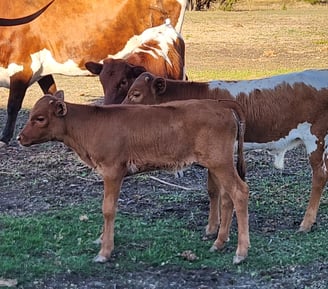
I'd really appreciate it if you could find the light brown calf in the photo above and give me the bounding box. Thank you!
[18,91,249,264]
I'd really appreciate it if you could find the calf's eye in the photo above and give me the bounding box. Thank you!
[36,116,45,122]
[121,79,128,86]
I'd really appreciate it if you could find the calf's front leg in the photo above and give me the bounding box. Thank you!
[94,175,123,263]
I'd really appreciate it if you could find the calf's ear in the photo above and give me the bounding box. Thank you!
[85,62,103,75]
[132,65,146,77]
[152,78,166,95]
[54,90,65,100]
[54,100,67,117]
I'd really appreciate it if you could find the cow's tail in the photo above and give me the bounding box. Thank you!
[218,99,246,181]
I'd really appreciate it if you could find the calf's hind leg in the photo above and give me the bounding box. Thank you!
[206,171,221,236]
[208,168,249,264]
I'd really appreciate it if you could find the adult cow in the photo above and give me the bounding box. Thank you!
[124,70,328,234]
[0,0,187,146]
[0,0,54,26]
[18,91,249,264]
[85,19,186,104]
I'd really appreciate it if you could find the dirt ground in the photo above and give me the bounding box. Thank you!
[1,2,328,288]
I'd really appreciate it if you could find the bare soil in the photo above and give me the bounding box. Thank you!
[1,2,328,288]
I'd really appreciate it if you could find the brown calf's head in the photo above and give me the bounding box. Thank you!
[123,72,167,104]
[18,90,67,146]
[85,58,146,105]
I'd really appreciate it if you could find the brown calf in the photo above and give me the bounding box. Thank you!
[85,20,186,104]
[18,91,249,264]
[124,70,328,233]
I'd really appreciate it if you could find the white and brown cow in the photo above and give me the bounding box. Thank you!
[85,19,186,104]
[0,0,187,146]
[124,69,328,233]
[18,91,249,264]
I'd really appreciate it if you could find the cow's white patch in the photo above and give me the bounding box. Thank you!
[0,63,24,88]
[243,122,318,169]
[28,48,91,85]
[208,70,328,98]
[109,21,180,66]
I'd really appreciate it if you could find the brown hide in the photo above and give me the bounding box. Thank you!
[124,70,328,234]
[18,91,249,265]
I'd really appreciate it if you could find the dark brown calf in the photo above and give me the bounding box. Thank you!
[18,91,249,264]
[124,70,328,233]
[85,20,186,104]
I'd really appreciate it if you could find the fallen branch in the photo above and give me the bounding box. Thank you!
[0,278,18,287]
[148,176,200,191]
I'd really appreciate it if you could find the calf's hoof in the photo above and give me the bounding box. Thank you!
[93,237,102,245]
[0,141,7,148]
[209,237,229,252]
[233,254,246,265]
[209,245,218,252]
[205,224,219,236]
[209,243,225,252]
[93,255,109,263]
[297,225,312,233]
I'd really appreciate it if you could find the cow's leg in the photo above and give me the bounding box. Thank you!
[209,168,249,264]
[38,75,57,94]
[299,141,328,232]
[0,76,29,146]
[94,174,123,263]
[206,171,221,236]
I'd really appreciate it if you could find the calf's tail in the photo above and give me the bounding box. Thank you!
[218,100,246,181]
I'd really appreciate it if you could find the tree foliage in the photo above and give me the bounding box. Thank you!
[188,0,217,10]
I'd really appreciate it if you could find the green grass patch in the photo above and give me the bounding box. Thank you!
[1,192,327,286]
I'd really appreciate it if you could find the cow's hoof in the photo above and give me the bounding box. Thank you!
[233,254,246,265]
[93,255,109,263]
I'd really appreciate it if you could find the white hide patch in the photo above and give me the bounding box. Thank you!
[243,122,318,170]
[1,49,91,88]
[29,48,90,84]
[208,70,328,98]
[0,63,24,88]
[109,20,180,67]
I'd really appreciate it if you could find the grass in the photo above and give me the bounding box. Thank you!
[186,68,295,81]
[1,181,327,285]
